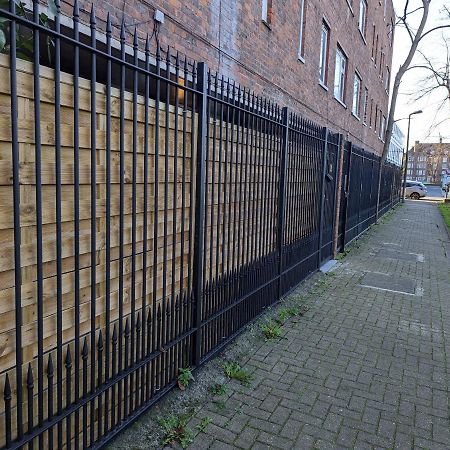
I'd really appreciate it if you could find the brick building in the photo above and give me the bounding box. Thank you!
[60,0,395,156]
[407,139,450,184]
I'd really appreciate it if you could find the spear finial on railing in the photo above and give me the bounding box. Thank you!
[106,12,112,34]
[90,3,96,26]
[133,27,138,49]
[73,0,79,18]
[120,18,126,42]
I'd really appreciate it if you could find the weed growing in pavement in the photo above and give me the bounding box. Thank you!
[276,306,304,324]
[260,319,283,339]
[158,414,194,448]
[195,417,212,433]
[210,383,227,396]
[213,399,226,410]
[177,367,194,390]
[223,361,253,386]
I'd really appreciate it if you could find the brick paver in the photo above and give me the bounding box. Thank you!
[184,200,450,449]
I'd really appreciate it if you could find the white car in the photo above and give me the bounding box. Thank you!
[405,181,427,199]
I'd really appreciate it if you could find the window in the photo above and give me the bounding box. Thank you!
[298,0,306,58]
[379,52,384,77]
[319,21,330,84]
[334,46,347,104]
[374,34,379,65]
[352,72,362,118]
[369,98,373,126]
[358,0,367,37]
[262,0,272,25]
[381,115,386,140]
[389,19,394,47]
[362,87,369,123]
[385,67,390,91]
[371,25,376,59]
[374,105,378,132]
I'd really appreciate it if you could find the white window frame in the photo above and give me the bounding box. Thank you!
[298,0,306,59]
[352,72,362,118]
[262,0,271,24]
[334,46,347,104]
[319,21,329,85]
[385,66,390,92]
[358,0,367,38]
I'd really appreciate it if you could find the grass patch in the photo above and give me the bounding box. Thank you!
[213,399,226,410]
[223,361,253,386]
[158,414,194,448]
[195,417,212,433]
[438,202,450,232]
[260,319,283,339]
[210,383,227,396]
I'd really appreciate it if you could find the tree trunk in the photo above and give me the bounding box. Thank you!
[376,0,431,220]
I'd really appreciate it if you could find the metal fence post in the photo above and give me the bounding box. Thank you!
[193,62,208,367]
[331,134,343,257]
[277,107,289,299]
[342,141,352,248]
[317,127,328,267]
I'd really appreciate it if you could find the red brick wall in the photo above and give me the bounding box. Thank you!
[62,0,394,155]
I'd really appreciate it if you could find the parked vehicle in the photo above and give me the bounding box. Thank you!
[405,180,427,199]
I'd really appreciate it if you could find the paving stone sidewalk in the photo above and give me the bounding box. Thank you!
[111,200,450,450]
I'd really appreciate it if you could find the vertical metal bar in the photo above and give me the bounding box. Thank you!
[332,135,343,256]
[89,7,97,444]
[8,0,23,441]
[26,364,34,450]
[104,13,112,436]
[187,65,196,303]
[4,374,12,448]
[31,1,44,447]
[209,74,218,286]
[216,77,224,281]
[193,62,208,366]
[180,58,188,316]
[111,326,117,426]
[118,20,126,422]
[72,2,81,446]
[141,34,151,408]
[242,91,251,272]
[343,142,353,246]
[317,127,328,266]
[152,46,161,395]
[226,82,235,278]
[235,88,245,284]
[129,28,139,416]
[65,348,72,450]
[96,333,103,436]
[172,53,180,305]
[47,356,54,450]
[277,107,289,298]
[53,2,63,448]
[81,339,88,449]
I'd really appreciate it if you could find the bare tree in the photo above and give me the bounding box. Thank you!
[409,35,450,135]
[376,0,450,217]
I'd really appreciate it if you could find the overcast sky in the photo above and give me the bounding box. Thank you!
[392,0,449,147]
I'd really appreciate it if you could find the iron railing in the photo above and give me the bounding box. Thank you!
[0,2,402,448]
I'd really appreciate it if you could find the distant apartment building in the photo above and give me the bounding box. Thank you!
[407,139,450,183]
[387,123,404,167]
[64,0,395,156]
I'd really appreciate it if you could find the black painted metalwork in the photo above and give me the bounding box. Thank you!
[0,4,401,448]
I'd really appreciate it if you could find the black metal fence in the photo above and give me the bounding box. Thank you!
[337,142,402,249]
[0,2,401,449]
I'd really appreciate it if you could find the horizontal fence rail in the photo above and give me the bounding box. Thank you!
[0,2,402,449]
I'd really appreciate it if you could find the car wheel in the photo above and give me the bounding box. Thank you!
[410,192,420,200]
